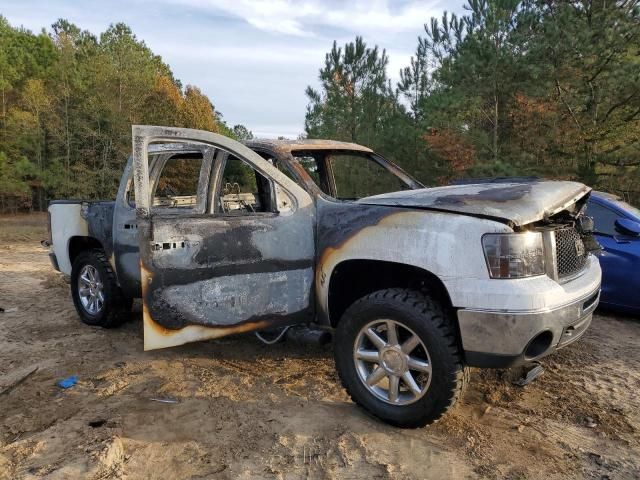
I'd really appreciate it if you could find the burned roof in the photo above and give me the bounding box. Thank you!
[146,138,373,156]
[244,138,373,154]
[148,142,207,154]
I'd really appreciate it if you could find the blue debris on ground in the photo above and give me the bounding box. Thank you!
[57,375,78,389]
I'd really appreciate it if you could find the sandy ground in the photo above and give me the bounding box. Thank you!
[0,214,639,479]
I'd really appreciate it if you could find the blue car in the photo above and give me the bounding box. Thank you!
[586,192,640,314]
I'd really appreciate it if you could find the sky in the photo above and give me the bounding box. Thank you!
[2,0,464,138]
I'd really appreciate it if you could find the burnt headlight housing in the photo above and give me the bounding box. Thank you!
[482,232,545,279]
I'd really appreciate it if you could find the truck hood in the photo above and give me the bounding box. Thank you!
[357,181,591,226]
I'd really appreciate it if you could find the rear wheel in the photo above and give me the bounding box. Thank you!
[334,288,468,428]
[71,249,131,328]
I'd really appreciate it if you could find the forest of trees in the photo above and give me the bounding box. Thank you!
[1,0,638,212]
[0,16,252,212]
[306,0,640,202]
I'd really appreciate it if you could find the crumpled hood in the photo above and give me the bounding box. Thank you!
[357,181,591,226]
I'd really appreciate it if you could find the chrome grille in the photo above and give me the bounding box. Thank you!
[554,226,588,279]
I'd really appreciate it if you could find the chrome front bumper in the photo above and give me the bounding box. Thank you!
[459,285,600,368]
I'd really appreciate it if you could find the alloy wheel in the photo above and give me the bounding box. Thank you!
[77,264,104,315]
[353,319,432,405]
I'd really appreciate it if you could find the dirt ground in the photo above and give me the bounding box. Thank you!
[0,214,639,479]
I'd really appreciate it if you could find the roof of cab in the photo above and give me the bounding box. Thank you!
[146,138,373,156]
[244,138,373,154]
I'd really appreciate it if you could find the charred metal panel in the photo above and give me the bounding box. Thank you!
[313,195,514,325]
[434,183,533,204]
[142,214,314,331]
[250,147,324,196]
[84,201,116,261]
[132,126,315,350]
[358,181,591,226]
[154,270,312,328]
[113,145,216,297]
[245,138,373,155]
[112,157,140,295]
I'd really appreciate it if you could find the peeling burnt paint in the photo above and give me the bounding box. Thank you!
[313,199,425,324]
[139,214,315,345]
[433,184,534,205]
[359,181,591,226]
[315,203,400,321]
[245,138,373,156]
[315,203,399,250]
[151,269,312,329]
[139,250,299,351]
[140,213,315,332]
[84,201,116,259]
[131,126,316,350]
[142,303,290,351]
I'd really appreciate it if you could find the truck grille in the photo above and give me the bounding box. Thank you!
[554,226,588,279]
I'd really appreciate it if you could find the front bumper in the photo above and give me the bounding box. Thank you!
[459,285,600,368]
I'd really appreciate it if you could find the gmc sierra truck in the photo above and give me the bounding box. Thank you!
[45,126,601,427]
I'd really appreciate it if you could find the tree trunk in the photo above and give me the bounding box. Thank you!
[1,85,5,135]
[493,94,499,162]
[65,93,71,196]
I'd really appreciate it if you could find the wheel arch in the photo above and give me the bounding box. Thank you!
[68,236,105,265]
[326,259,453,328]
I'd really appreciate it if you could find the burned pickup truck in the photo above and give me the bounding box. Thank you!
[46,126,601,427]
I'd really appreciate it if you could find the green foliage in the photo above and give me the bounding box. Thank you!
[232,124,254,141]
[305,1,640,202]
[305,37,394,146]
[0,16,229,211]
[304,37,435,183]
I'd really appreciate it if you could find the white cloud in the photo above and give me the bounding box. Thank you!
[155,42,327,66]
[158,0,440,37]
[386,49,413,81]
[323,0,438,34]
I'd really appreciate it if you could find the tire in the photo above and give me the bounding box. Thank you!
[333,288,468,428]
[70,249,132,328]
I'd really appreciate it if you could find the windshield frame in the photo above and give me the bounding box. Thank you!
[288,149,423,201]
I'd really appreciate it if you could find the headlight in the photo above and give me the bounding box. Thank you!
[482,232,545,279]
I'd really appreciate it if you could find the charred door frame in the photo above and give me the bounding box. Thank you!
[132,126,316,350]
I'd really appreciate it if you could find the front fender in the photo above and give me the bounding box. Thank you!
[315,203,510,323]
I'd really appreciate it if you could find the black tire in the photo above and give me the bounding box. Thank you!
[70,249,132,328]
[333,288,468,428]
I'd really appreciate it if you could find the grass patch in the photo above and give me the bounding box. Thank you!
[0,213,48,242]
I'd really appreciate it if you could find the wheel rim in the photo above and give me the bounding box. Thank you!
[78,265,104,315]
[353,319,432,406]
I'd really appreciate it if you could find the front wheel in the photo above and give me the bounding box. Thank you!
[334,288,468,428]
[70,249,131,328]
